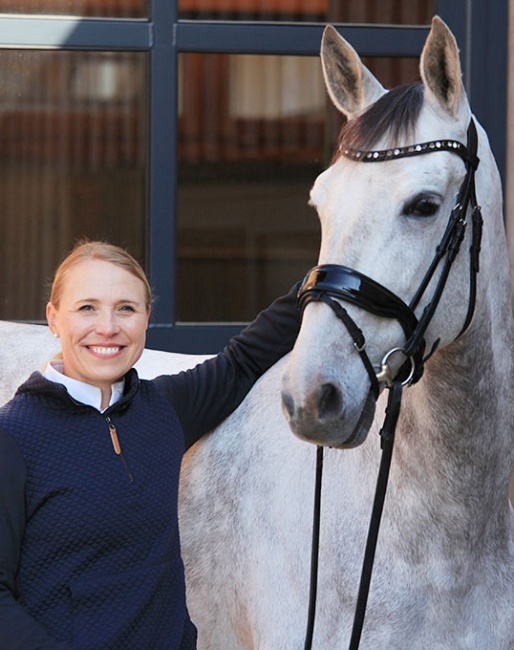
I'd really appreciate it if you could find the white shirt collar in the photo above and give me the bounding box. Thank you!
[44,360,125,412]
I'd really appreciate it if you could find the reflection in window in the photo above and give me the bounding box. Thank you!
[0,50,148,320]
[179,54,325,163]
[179,0,435,24]
[0,0,148,17]
[177,54,324,323]
[229,56,324,120]
[177,52,421,322]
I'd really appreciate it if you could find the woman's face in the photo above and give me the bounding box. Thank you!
[46,259,150,393]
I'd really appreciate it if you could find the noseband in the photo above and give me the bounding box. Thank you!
[298,119,482,393]
[300,119,483,650]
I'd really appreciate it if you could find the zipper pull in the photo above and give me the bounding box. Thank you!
[104,416,133,483]
[106,417,122,455]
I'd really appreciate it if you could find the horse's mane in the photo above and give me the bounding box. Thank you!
[334,82,424,161]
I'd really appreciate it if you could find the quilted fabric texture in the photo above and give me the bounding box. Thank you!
[0,371,197,649]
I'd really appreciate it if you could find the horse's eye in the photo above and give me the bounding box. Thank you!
[403,195,440,218]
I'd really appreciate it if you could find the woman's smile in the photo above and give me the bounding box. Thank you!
[88,345,124,356]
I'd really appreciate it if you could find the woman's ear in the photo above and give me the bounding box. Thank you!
[46,301,57,336]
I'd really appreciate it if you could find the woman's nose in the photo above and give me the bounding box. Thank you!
[95,311,120,335]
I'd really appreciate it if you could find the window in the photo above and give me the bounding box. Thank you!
[178,0,434,24]
[0,0,148,18]
[0,0,507,353]
[176,52,421,322]
[0,50,148,319]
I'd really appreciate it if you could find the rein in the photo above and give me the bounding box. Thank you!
[300,119,482,649]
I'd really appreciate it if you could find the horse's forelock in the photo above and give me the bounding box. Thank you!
[335,82,424,161]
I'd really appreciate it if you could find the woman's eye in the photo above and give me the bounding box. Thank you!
[119,305,135,313]
[403,196,440,218]
[79,304,94,312]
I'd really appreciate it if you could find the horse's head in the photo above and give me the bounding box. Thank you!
[281,16,502,448]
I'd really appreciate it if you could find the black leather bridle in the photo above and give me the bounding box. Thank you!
[300,119,483,650]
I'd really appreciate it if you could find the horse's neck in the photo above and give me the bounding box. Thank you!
[387,300,514,549]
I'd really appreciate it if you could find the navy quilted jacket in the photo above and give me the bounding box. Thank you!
[0,286,300,649]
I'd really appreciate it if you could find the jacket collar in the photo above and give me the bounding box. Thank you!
[17,368,140,413]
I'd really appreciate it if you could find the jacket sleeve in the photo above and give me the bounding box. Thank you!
[153,283,301,449]
[0,433,73,650]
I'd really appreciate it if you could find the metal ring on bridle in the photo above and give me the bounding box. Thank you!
[376,347,415,387]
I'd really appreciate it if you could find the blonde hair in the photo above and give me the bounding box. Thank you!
[49,240,153,311]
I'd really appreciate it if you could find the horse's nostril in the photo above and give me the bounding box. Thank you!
[281,390,295,419]
[318,383,342,420]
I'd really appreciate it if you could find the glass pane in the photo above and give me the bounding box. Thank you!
[0,50,148,321]
[177,53,421,322]
[179,0,435,24]
[0,0,148,18]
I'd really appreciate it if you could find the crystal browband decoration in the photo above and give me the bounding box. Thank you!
[341,139,468,163]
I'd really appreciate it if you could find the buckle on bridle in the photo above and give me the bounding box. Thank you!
[376,348,415,388]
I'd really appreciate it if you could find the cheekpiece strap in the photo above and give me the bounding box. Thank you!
[342,138,478,169]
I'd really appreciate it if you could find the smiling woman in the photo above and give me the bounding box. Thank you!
[0,239,302,650]
[46,260,150,410]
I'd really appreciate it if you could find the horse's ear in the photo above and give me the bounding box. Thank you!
[420,16,469,119]
[320,25,386,119]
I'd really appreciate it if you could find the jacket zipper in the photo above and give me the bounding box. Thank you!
[105,415,134,483]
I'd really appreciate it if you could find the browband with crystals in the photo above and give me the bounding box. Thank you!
[341,138,477,168]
